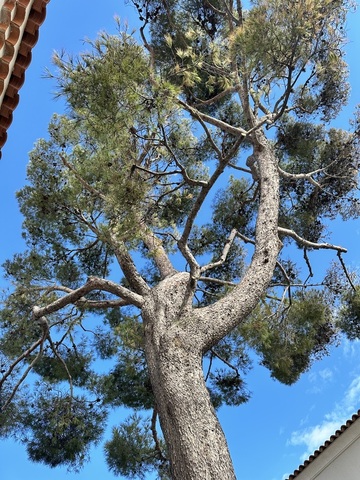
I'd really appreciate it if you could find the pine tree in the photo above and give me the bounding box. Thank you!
[1,2,359,478]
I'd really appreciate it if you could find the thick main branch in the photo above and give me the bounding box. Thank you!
[190,133,281,351]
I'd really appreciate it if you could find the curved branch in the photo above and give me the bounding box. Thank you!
[32,276,144,320]
[159,124,209,186]
[151,406,168,463]
[28,285,131,309]
[278,227,347,253]
[192,86,239,108]
[48,335,74,398]
[178,153,237,270]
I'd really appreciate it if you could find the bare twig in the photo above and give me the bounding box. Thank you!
[211,348,240,376]
[178,99,247,137]
[204,351,213,382]
[151,406,167,463]
[199,276,237,286]
[48,335,74,398]
[159,124,209,186]
[303,248,314,283]
[337,252,357,292]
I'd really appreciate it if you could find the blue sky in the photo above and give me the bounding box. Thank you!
[0,1,360,479]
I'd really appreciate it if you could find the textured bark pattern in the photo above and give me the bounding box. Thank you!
[143,273,236,480]
[192,135,281,351]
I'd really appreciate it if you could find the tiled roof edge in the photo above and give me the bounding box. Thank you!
[286,409,360,479]
[0,0,50,151]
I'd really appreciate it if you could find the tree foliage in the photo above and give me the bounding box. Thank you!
[0,1,359,478]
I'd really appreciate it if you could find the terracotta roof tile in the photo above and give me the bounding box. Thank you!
[0,0,50,151]
[286,409,360,479]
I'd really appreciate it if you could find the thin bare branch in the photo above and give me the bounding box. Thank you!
[25,284,130,309]
[278,227,347,253]
[278,165,323,189]
[151,406,168,463]
[192,86,239,108]
[211,348,240,376]
[48,335,74,398]
[303,248,314,282]
[201,229,238,273]
[204,351,213,382]
[159,124,209,186]
[228,163,252,174]
[199,276,237,286]
[236,232,255,245]
[337,251,357,292]
[178,99,247,137]
[276,261,291,285]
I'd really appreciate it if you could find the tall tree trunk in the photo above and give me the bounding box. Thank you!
[142,272,237,480]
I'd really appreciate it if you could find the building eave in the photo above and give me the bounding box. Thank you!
[286,409,360,479]
[0,0,50,151]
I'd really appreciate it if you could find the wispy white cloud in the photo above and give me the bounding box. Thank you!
[288,421,340,461]
[318,368,333,382]
[288,374,360,459]
[308,369,333,383]
[307,368,334,394]
[342,337,360,358]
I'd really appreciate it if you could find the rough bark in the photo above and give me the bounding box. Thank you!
[141,132,281,479]
[142,273,236,480]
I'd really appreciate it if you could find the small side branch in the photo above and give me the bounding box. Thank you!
[303,248,314,283]
[178,99,247,137]
[337,251,357,292]
[151,406,167,463]
[159,124,209,186]
[199,276,237,287]
[27,285,131,309]
[278,165,322,189]
[201,229,237,273]
[211,348,240,377]
[278,227,347,253]
[48,334,74,398]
